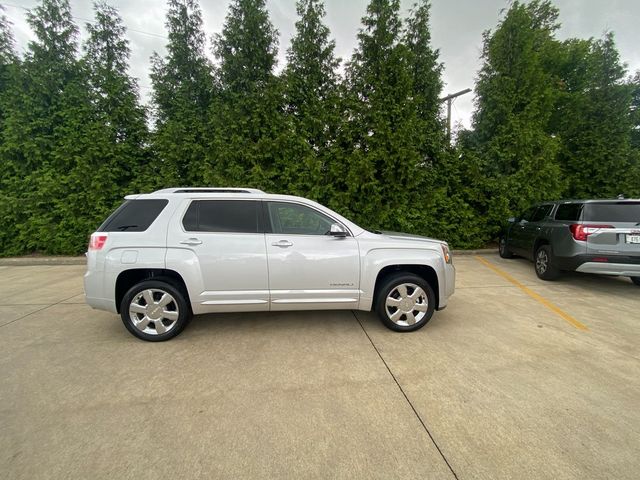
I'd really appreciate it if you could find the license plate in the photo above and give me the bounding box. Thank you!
[626,235,640,244]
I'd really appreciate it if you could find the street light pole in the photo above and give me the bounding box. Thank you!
[439,88,472,141]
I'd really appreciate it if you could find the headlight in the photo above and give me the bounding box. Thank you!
[441,244,452,264]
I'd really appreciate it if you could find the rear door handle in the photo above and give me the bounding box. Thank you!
[271,240,293,248]
[180,238,202,246]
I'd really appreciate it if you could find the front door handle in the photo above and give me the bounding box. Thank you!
[271,240,293,248]
[180,238,202,246]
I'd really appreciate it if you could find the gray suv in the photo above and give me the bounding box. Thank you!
[499,200,640,284]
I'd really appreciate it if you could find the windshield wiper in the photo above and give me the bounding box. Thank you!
[117,225,138,231]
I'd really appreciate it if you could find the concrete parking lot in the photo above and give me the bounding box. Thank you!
[1,254,639,479]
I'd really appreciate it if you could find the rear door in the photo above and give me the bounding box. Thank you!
[166,199,269,312]
[582,202,640,256]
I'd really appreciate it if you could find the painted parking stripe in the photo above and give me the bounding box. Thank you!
[474,256,589,332]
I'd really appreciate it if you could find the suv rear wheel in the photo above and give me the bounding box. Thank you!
[120,280,191,341]
[631,277,640,286]
[534,245,560,281]
[375,273,435,332]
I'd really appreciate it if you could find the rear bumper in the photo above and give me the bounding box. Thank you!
[555,254,640,276]
[575,262,640,276]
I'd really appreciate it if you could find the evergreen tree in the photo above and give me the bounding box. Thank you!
[550,33,636,198]
[83,1,150,198]
[0,6,16,141]
[334,0,424,232]
[207,0,290,191]
[471,0,563,233]
[0,0,88,254]
[282,0,340,200]
[151,0,213,186]
[404,0,444,160]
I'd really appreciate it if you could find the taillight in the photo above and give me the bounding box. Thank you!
[89,233,108,250]
[569,224,613,241]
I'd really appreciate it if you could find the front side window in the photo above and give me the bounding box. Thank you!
[520,207,537,222]
[182,200,260,233]
[267,202,336,235]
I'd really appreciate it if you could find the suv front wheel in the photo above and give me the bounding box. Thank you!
[121,280,191,341]
[534,245,560,281]
[375,273,435,332]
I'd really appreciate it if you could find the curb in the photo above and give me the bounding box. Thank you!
[452,248,497,256]
[0,256,87,266]
[0,248,498,266]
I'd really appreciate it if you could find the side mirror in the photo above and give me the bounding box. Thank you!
[329,223,348,237]
[507,217,517,223]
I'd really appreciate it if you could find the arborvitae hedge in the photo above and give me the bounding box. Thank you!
[0,0,638,255]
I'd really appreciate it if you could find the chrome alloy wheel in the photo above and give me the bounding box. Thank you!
[536,249,548,274]
[384,283,429,326]
[128,289,179,335]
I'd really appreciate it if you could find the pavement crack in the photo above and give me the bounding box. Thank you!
[352,311,460,480]
[0,293,82,328]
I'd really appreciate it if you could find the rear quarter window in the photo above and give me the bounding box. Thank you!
[583,202,640,223]
[555,203,583,221]
[98,199,169,232]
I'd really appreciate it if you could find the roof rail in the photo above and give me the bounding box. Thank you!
[153,187,265,194]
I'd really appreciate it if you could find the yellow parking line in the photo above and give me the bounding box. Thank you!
[474,256,589,331]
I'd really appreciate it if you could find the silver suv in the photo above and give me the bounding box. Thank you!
[499,200,640,283]
[84,188,455,341]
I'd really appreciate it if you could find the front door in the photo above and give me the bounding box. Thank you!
[264,201,360,310]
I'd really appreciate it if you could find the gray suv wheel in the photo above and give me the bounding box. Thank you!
[535,245,560,281]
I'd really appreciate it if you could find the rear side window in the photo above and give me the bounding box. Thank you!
[583,202,640,222]
[182,200,260,233]
[531,205,553,222]
[98,199,168,232]
[555,203,583,221]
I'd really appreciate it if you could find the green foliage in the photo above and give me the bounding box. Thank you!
[1,0,639,256]
[150,0,213,186]
[205,0,293,192]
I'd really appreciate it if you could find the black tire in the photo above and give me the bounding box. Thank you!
[631,277,640,286]
[120,280,191,341]
[499,236,514,259]
[534,245,560,281]
[375,273,436,332]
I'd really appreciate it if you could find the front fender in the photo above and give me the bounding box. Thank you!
[358,247,451,311]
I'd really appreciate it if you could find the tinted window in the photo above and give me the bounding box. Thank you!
[182,200,260,233]
[520,207,537,222]
[531,205,553,222]
[98,199,168,232]
[267,202,335,235]
[555,203,583,221]
[583,202,640,223]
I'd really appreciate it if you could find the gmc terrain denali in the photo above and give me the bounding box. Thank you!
[500,199,640,282]
[84,188,455,341]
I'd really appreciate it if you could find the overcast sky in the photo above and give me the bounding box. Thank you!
[4,0,640,130]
